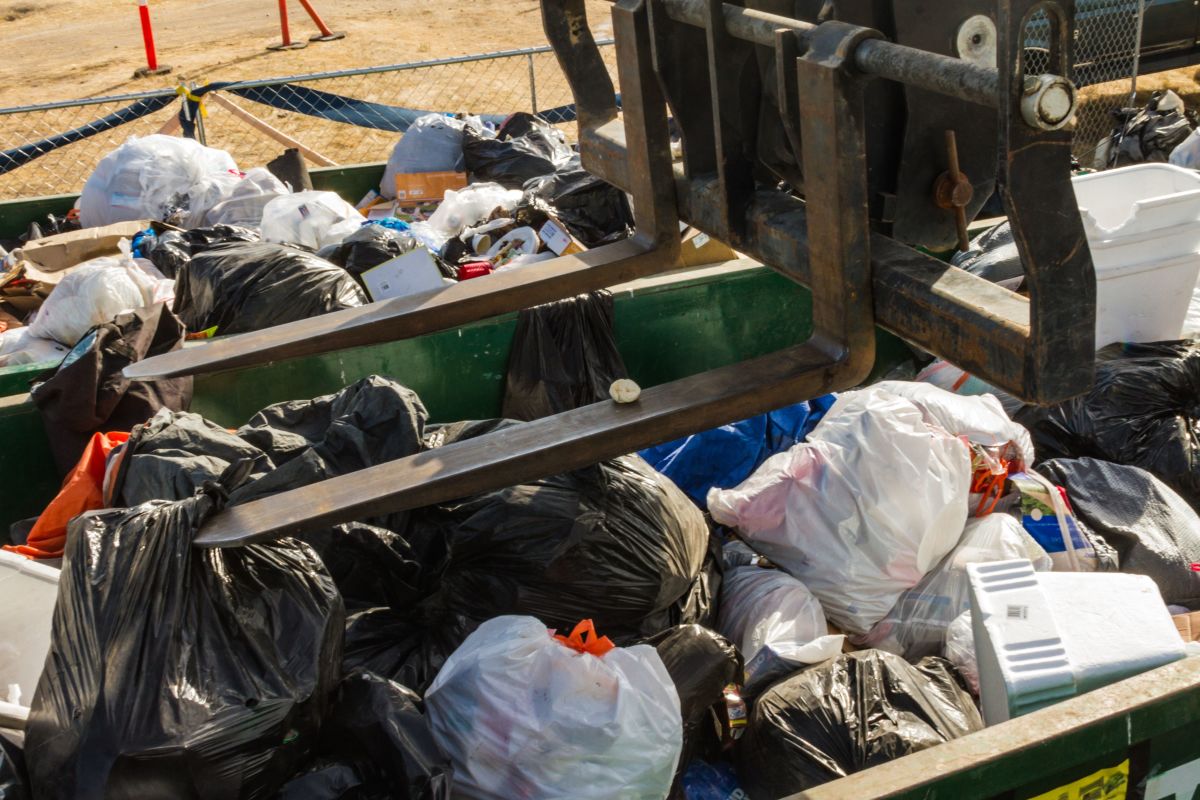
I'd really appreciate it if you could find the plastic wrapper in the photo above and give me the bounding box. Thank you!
[501,290,627,421]
[521,165,634,248]
[645,626,743,789]
[24,479,345,800]
[30,304,192,475]
[319,223,417,283]
[28,254,166,347]
[79,135,240,228]
[716,555,844,696]
[708,387,971,634]
[261,191,364,250]
[1039,457,1200,607]
[640,397,835,508]
[146,224,261,279]
[426,615,682,800]
[1015,340,1200,510]
[852,514,1052,659]
[380,114,481,199]
[1007,470,1113,572]
[944,611,979,694]
[203,167,290,229]
[410,419,712,644]
[424,183,523,240]
[277,671,451,800]
[680,761,745,800]
[173,241,365,336]
[736,651,984,795]
[462,114,573,189]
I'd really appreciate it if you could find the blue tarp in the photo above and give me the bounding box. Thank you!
[639,396,838,509]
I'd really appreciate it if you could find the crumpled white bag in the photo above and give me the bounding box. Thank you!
[0,327,68,367]
[28,250,168,347]
[852,513,1052,659]
[945,611,979,694]
[79,135,240,228]
[203,167,290,229]
[717,555,844,695]
[708,387,972,634]
[426,615,682,800]
[260,190,364,250]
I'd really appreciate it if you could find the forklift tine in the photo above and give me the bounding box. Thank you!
[193,339,850,547]
[125,237,669,380]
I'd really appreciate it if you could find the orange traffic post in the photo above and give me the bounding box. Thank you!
[133,0,172,77]
[296,0,345,42]
[267,0,308,51]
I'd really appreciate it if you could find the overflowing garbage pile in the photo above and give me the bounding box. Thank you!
[2,113,1200,800]
[0,111,635,370]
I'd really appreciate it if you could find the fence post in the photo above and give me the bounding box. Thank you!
[527,53,538,114]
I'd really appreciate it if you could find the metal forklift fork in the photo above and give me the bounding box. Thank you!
[132,0,1096,546]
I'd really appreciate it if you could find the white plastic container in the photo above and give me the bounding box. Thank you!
[1073,164,1200,347]
[967,559,1185,726]
[0,551,60,726]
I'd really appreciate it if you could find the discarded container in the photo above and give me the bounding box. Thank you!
[1073,164,1200,347]
[0,551,59,724]
[968,559,1186,725]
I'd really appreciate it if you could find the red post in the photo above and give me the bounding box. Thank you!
[296,0,345,43]
[134,0,170,77]
[268,0,308,50]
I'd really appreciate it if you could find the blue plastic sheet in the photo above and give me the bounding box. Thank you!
[639,397,836,508]
[682,760,747,800]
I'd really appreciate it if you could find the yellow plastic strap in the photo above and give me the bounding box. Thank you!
[176,85,208,118]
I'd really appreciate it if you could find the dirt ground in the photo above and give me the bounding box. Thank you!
[0,0,614,108]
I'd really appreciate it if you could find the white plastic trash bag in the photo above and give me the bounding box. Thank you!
[379,113,487,199]
[425,182,523,239]
[852,514,1052,660]
[944,611,979,694]
[260,191,364,250]
[79,135,240,229]
[717,556,844,695]
[426,615,683,800]
[0,328,68,368]
[869,380,1035,467]
[708,389,972,635]
[1170,126,1200,169]
[203,167,290,229]
[28,254,165,347]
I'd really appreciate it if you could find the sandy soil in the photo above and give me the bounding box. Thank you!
[0,0,614,107]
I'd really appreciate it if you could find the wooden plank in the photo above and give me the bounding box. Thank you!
[206,93,337,167]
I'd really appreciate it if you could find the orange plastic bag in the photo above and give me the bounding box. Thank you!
[6,430,129,559]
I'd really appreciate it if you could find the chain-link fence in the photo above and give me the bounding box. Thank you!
[1025,0,1146,165]
[0,5,1154,201]
[0,42,619,201]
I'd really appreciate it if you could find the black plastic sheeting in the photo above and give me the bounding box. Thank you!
[1040,457,1200,608]
[25,477,345,800]
[646,626,742,796]
[736,650,983,796]
[318,224,418,284]
[1016,341,1200,511]
[502,290,628,421]
[462,113,571,189]
[521,167,634,248]
[0,735,28,800]
[146,224,261,279]
[173,241,366,336]
[276,671,452,800]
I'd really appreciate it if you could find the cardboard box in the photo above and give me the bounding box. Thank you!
[1173,611,1200,643]
[676,226,737,268]
[9,220,149,284]
[538,218,586,256]
[394,171,468,203]
[361,248,445,302]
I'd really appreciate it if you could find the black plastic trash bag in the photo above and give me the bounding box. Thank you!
[1101,89,1195,168]
[461,113,572,189]
[341,609,457,696]
[318,224,417,284]
[646,626,743,794]
[522,166,634,248]
[1016,341,1200,511]
[276,672,452,800]
[736,650,983,796]
[173,241,365,336]
[25,479,345,800]
[501,290,628,421]
[0,734,29,800]
[31,304,193,475]
[408,419,711,649]
[1040,457,1200,608]
[146,224,260,279]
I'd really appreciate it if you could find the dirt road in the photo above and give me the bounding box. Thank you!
[0,0,613,108]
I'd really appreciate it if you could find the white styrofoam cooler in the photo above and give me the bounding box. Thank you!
[1072,164,1200,348]
[0,551,60,727]
[967,559,1185,726]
